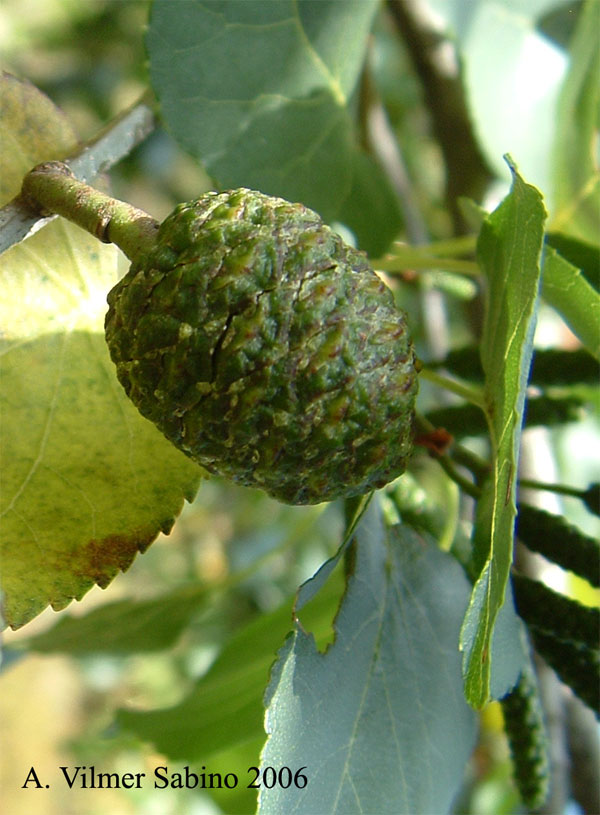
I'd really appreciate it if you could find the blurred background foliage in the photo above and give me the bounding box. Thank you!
[0,1,597,814]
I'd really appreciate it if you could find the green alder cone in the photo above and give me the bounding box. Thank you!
[105,189,418,504]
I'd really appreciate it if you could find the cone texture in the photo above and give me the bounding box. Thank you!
[105,189,417,503]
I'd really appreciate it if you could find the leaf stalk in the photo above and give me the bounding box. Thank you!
[20,161,159,262]
[419,365,486,409]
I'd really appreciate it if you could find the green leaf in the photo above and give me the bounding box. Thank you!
[259,501,477,815]
[146,0,401,254]
[551,0,600,243]
[116,568,345,760]
[338,150,407,256]
[542,245,600,359]
[0,73,76,198]
[546,232,600,290]
[460,158,546,708]
[0,76,201,630]
[195,737,266,815]
[21,584,208,654]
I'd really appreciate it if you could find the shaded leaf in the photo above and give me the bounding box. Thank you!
[0,75,201,629]
[487,584,527,701]
[21,584,208,654]
[116,568,345,760]
[460,158,546,708]
[293,493,371,612]
[337,150,407,256]
[146,0,401,254]
[259,501,477,815]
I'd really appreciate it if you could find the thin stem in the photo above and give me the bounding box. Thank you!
[415,412,486,497]
[451,444,490,482]
[361,64,450,360]
[214,504,329,597]
[375,236,480,276]
[377,255,480,276]
[419,365,486,409]
[436,455,481,499]
[21,161,158,262]
[408,234,478,257]
[421,427,591,507]
[386,0,492,234]
[518,478,586,499]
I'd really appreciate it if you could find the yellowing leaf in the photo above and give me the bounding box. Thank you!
[0,71,76,199]
[0,75,201,629]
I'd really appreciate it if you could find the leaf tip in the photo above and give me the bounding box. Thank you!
[502,153,517,173]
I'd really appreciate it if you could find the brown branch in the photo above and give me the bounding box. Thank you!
[386,0,492,234]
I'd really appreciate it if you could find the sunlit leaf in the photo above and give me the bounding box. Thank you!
[542,246,600,359]
[422,0,568,197]
[460,158,546,708]
[546,232,600,289]
[0,75,201,629]
[551,0,600,243]
[0,72,75,198]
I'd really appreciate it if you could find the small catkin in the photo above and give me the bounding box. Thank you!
[501,658,550,810]
[516,506,600,588]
